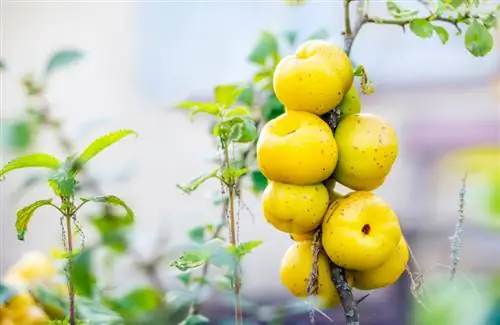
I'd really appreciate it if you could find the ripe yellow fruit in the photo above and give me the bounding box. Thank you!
[2,293,48,325]
[296,40,354,94]
[280,241,350,308]
[262,181,329,234]
[334,113,398,191]
[352,236,410,290]
[273,49,344,115]
[321,191,402,271]
[290,232,314,241]
[338,85,361,119]
[257,111,338,185]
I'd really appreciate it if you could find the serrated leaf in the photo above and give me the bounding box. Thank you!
[45,50,84,77]
[283,30,298,46]
[48,156,78,197]
[170,249,212,272]
[227,117,257,143]
[188,226,205,244]
[386,1,418,19]
[16,199,54,240]
[306,28,330,41]
[410,19,435,38]
[248,31,278,65]
[433,25,450,44]
[176,169,219,194]
[250,170,268,193]
[81,195,135,222]
[77,129,137,171]
[233,240,263,257]
[215,84,244,108]
[0,153,61,179]
[72,249,96,298]
[465,21,494,57]
[183,314,210,325]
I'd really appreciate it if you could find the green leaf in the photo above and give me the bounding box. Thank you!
[170,248,212,272]
[48,156,78,197]
[81,195,135,222]
[224,106,251,118]
[353,65,364,77]
[0,283,17,304]
[72,249,95,298]
[386,0,419,19]
[433,25,450,44]
[283,30,298,47]
[30,283,67,320]
[91,212,132,252]
[176,102,221,120]
[410,19,435,38]
[250,170,268,193]
[253,69,273,84]
[306,28,330,41]
[465,21,494,57]
[237,87,254,106]
[451,0,464,8]
[113,287,162,319]
[221,167,248,184]
[482,13,497,29]
[233,240,263,258]
[248,31,279,65]
[0,59,5,71]
[75,296,123,325]
[262,95,285,122]
[0,153,61,179]
[3,120,34,151]
[227,117,257,143]
[188,226,206,244]
[215,84,244,107]
[16,199,54,240]
[45,50,84,77]
[176,169,219,194]
[77,129,137,171]
[183,314,210,325]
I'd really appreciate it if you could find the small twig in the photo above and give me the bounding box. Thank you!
[449,172,467,282]
[355,294,370,305]
[307,230,322,325]
[330,262,360,325]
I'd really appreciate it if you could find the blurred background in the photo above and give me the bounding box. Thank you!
[1,0,499,324]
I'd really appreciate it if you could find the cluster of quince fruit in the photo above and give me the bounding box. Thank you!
[256,40,409,308]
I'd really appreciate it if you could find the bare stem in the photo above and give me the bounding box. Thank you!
[65,213,76,325]
[449,172,467,281]
[330,262,360,325]
[222,141,243,325]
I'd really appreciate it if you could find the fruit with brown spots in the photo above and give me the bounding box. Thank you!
[273,40,350,115]
[262,181,329,234]
[333,113,398,191]
[338,84,361,119]
[351,235,409,290]
[256,110,338,185]
[279,240,352,308]
[296,39,354,94]
[321,191,402,271]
